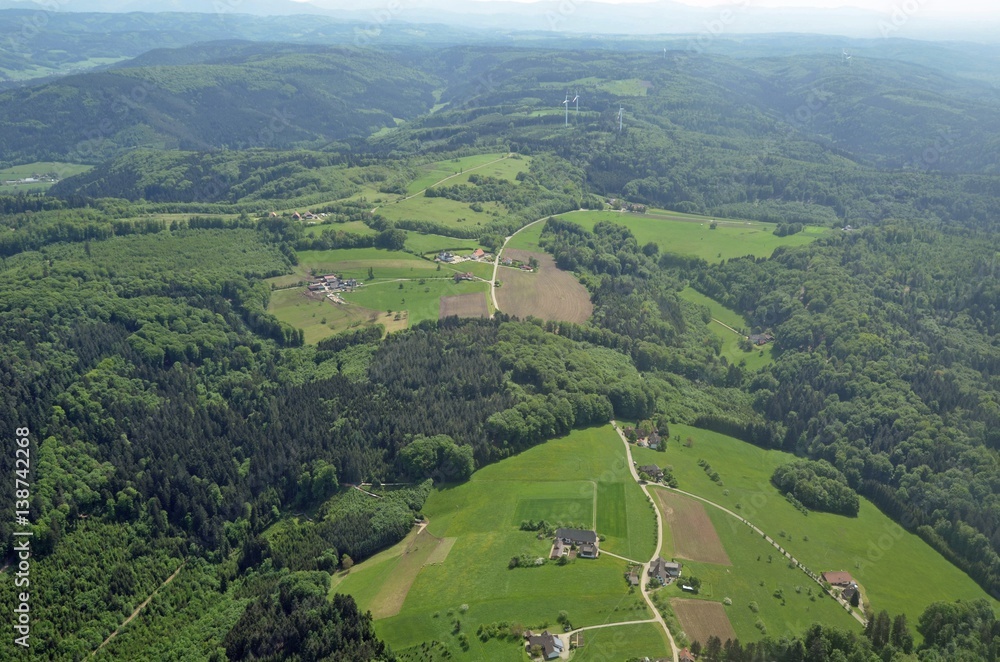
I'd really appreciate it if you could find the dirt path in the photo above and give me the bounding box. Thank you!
[352,484,383,499]
[599,549,643,565]
[668,487,867,626]
[711,318,744,336]
[93,562,185,656]
[612,421,680,662]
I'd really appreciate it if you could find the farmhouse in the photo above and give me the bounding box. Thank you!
[638,465,664,481]
[679,648,697,662]
[627,571,640,586]
[748,333,774,346]
[437,251,456,263]
[454,272,476,282]
[555,528,600,557]
[822,571,855,587]
[550,539,567,559]
[842,585,859,603]
[647,431,662,449]
[648,557,682,584]
[525,631,564,660]
[502,257,514,266]
[472,248,486,259]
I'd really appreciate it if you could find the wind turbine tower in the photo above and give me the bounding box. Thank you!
[618,105,624,133]
[563,93,570,126]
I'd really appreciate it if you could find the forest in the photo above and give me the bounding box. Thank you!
[0,28,996,660]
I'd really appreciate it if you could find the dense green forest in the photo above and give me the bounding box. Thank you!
[0,29,997,659]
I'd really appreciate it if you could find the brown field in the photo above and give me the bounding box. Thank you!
[425,537,457,565]
[439,292,489,319]
[368,528,443,619]
[654,490,731,565]
[671,599,737,646]
[495,250,592,324]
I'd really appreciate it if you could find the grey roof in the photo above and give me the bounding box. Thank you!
[555,528,598,544]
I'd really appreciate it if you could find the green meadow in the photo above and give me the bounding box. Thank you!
[556,210,828,262]
[405,153,512,195]
[404,233,482,256]
[633,425,998,633]
[296,247,440,281]
[377,194,504,230]
[266,288,385,344]
[570,623,671,661]
[337,425,662,661]
[650,486,858,644]
[343,278,489,326]
[303,220,376,237]
[679,287,774,371]
[0,161,92,193]
[504,221,547,253]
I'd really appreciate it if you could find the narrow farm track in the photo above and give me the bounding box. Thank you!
[93,562,185,656]
[612,421,680,662]
[668,488,868,627]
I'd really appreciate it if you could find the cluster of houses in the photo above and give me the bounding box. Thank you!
[437,248,492,264]
[551,528,600,560]
[500,256,535,271]
[636,432,661,449]
[823,571,860,604]
[606,198,647,214]
[2,175,57,187]
[290,211,324,221]
[307,274,359,296]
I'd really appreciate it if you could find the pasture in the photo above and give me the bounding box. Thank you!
[405,153,513,195]
[671,599,737,647]
[439,292,490,319]
[344,279,490,327]
[494,250,592,324]
[377,194,504,231]
[679,288,774,371]
[266,288,388,344]
[556,210,828,262]
[654,490,731,566]
[641,425,998,634]
[504,220,546,252]
[337,425,659,661]
[303,220,376,237]
[296,247,439,281]
[570,623,671,661]
[649,485,858,644]
[403,233,481,256]
[0,161,91,193]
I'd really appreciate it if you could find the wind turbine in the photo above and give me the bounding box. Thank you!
[563,93,570,126]
[618,105,624,133]
[842,49,852,65]
[573,92,580,116]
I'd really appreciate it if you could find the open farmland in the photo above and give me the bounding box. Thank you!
[344,278,489,327]
[556,210,828,262]
[495,250,592,323]
[296,247,440,281]
[679,287,774,371]
[671,599,737,647]
[637,425,999,636]
[267,288,389,344]
[655,490,731,566]
[336,425,660,661]
[439,292,489,319]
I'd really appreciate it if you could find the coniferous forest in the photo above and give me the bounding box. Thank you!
[0,10,997,660]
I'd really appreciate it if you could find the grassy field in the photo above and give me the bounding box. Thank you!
[556,210,828,262]
[438,155,530,186]
[570,623,671,661]
[679,287,774,371]
[0,161,92,192]
[504,220,546,252]
[266,288,393,344]
[636,425,999,636]
[296,247,440,281]
[649,485,858,645]
[303,220,376,237]
[495,250,593,324]
[337,425,659,661]
[405,153,512,195]
[377,194,504,231]
[404,233,482,256]
[344,279,490,327]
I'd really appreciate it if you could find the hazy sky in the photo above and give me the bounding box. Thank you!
[460,0,994,16]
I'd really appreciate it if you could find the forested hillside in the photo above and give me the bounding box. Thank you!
[0,32,996,659]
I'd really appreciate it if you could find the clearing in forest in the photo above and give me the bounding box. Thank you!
[495,250,592,324]
[439,292,489,319]
[671,599,738,647]
[654,489,732,565]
